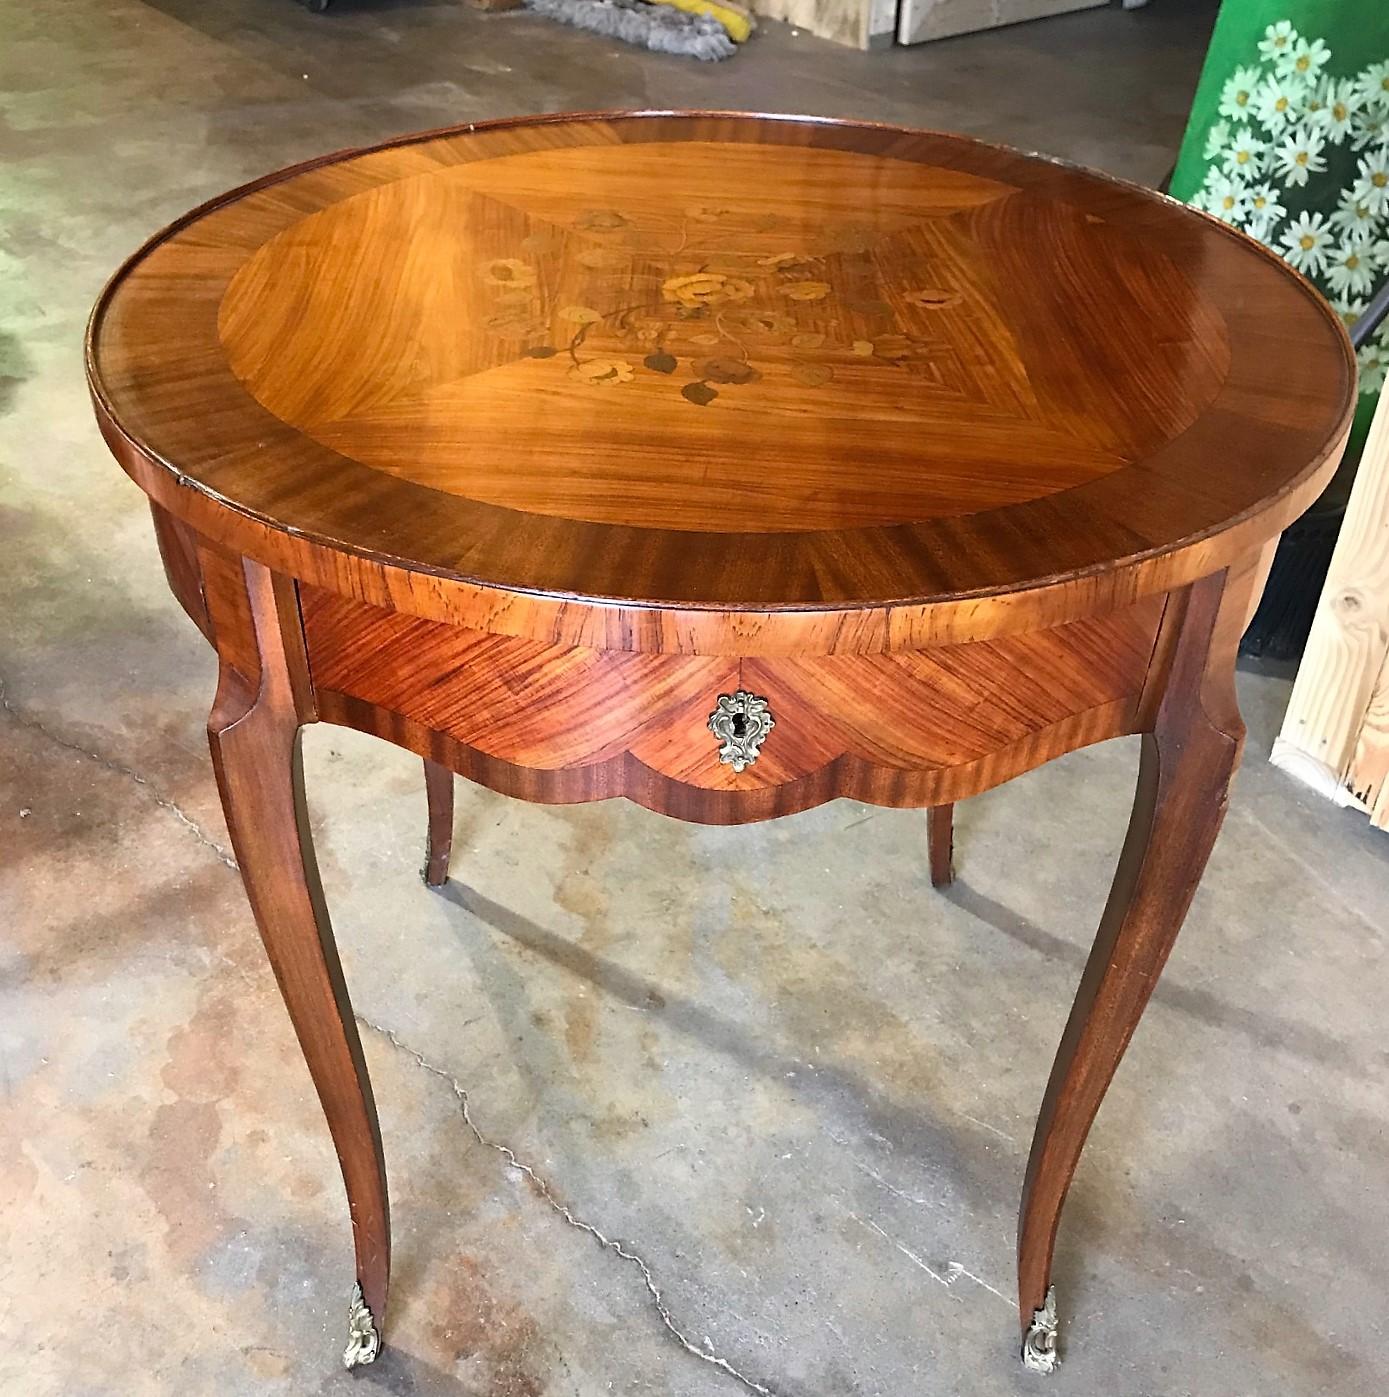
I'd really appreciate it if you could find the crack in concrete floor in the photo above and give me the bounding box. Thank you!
[0,673,778,1395]
[359,1015,779,1396]
[0,675,239,871]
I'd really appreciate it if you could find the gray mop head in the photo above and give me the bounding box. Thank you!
[526,0,738,60]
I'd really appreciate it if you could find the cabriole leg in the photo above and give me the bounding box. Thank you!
[206,557,390,1368]
[1016,571,1246,1371]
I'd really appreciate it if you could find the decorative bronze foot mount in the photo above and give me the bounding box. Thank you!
[1022,1286,1060,1374]
[343,1282,381,1370]
[86,111,1355,1375]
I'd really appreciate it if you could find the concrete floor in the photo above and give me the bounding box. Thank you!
[3,0,1388,1393]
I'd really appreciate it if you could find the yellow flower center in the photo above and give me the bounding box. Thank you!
[1333,103,1348,121]
[1346,255,1361,270]
[1300,234,1315,250]
[1236,150,1250,163]
[1222,195,1236,210]
[1253,195,1267,209]
[1382,75,1389,92]
[1296,56,1310,72]
[1374,172,1388,188]
[1275,96,1289,112]
[1295,151,1309,165]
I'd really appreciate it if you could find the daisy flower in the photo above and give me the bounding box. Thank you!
[1357,341,1388,396]
[1257,20,1298,66]
[1300,82,1329,128]
[1274,125,1327,187]
[1328,190,1379,243]
[1246,182,1286,229]
[1318,78,1362,143]
[1325,241,1377,298]
[1278,35,1330,83]
[1255,74,1308,135]
[1351,149,1389,216]
[1279,211,1334,275]
[1221,126,1267,179]
[1203,119,1231,161]
[1350,106,1389,151]
[1218,66,1263,122]
[1201,169,1249,225]
[1357,60,1389,113]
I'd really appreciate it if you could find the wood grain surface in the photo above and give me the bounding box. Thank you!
[89,112,1355,652]
[299,582,1163,819]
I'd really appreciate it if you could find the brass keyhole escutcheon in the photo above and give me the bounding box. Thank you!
[707,690,774,772]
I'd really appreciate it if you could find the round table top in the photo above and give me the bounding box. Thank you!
[89,111,1355,613]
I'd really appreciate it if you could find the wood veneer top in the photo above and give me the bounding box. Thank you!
[88,111,1355,611]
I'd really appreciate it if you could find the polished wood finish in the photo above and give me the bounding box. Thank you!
[90,112,1356,1373]
[91,113,1353,654]
[204,554,390,1332]
[1017,567,1247,1330]
[422,759,455,887]
[299,583,1165,821]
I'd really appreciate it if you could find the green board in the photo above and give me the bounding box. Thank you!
[1170,0,1389,445]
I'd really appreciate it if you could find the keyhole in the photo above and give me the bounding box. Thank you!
[730,713,748,738]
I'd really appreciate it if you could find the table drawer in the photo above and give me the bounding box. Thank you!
[300,585,1163,820]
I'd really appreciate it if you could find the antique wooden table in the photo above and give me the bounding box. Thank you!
[87,111,1355,1375]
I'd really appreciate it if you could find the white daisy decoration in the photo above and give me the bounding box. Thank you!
[1356,60,1389,113]
[1272,124,1328,189]
[1203,118,1231,161]
[1279,211,1334,275]
[1357,341,1388,396]
[1201,169,1249,225]
[1218,66,1264,123]
[1325,241,1377,299]
[1350,106,1389,151]
[1351,149,1389,216]
[1222,126,1268,179]
[1300,82,1329,129]
[1255,74,1309,135]
[1257,20,1298,66]
[1318,78,1362,143]
[1274,124,1328,187]
[1328,190,1379,243]
[1278,35,1331,83]
[1246,182,1286,230]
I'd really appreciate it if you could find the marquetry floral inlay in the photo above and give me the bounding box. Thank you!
[473,207,961,408]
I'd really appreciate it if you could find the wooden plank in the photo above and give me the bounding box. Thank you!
[1351,643,1389,827]
[1273,387,1389,828]
[896,0,1105,48]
